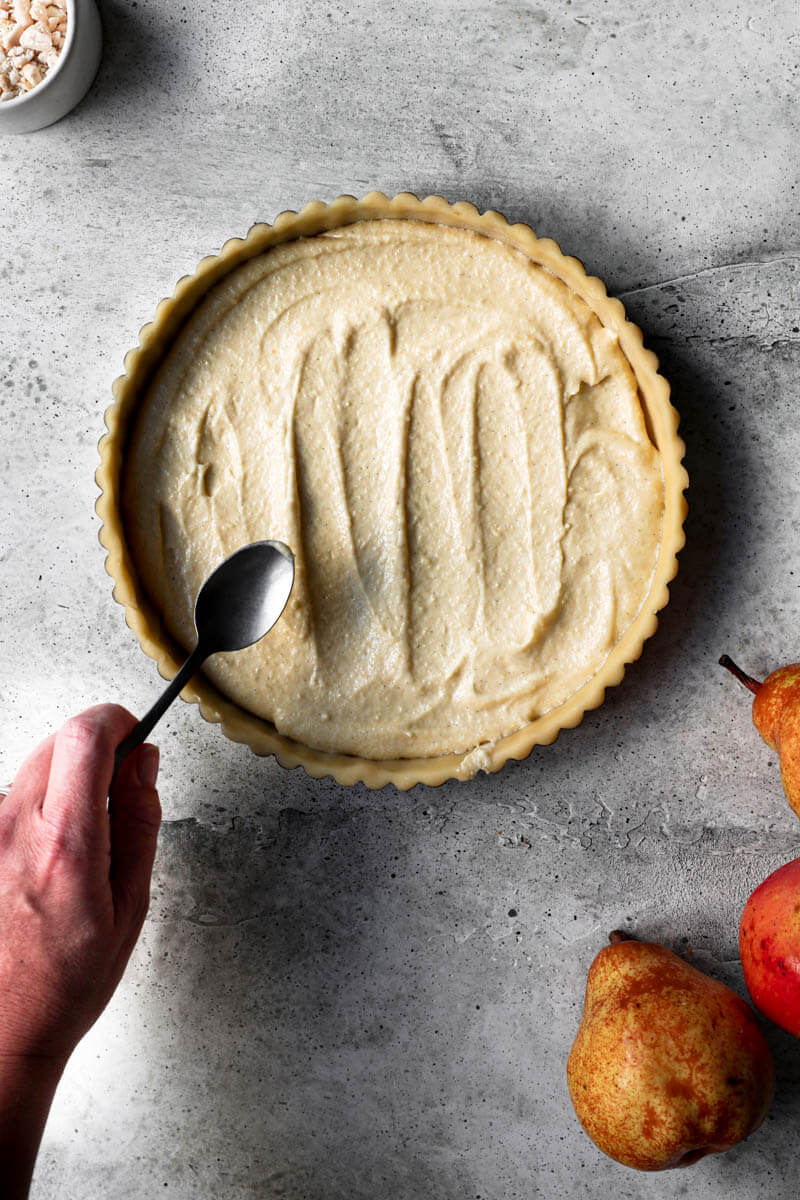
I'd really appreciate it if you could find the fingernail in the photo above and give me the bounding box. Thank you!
[137,745,160,788]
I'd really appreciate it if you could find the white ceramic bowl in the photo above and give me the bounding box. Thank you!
[0,0,101,134]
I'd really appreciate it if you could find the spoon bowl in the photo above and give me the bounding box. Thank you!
[197,540,295,653]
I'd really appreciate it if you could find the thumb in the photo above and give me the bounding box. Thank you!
[109,744,161,933]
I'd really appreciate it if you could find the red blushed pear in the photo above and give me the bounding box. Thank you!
[740,858,800,1037]
[567,931,774,1171]
[719,656,800,820]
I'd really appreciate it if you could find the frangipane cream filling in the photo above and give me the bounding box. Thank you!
[123,219,664,759]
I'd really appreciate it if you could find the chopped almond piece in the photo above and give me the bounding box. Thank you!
[20,58,42,86]
[19,24,51,52]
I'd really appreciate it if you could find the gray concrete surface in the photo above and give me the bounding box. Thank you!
[1,0,799,1196]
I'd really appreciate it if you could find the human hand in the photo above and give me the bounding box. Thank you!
[0,704,161,1068]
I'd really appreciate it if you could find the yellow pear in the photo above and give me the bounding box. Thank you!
[567,932,774,1171]
[720,655,800,820]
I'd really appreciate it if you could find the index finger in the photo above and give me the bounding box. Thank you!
[0,733,56,827]
[41,705,138,853]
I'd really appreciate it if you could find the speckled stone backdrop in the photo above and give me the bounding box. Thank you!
[2,1,799,1197]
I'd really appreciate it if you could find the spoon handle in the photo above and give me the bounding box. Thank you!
[112,642,208,785]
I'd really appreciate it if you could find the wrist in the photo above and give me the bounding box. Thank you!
[0,1047,65,1124]
[0,1007,72,1076]
[0,977,79,1067]
[0,1048,67,1086]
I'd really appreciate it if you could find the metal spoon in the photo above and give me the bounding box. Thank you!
[113,539,295,781]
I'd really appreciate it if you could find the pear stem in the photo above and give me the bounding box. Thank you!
[719,654,762,695]
[609,930,633,944]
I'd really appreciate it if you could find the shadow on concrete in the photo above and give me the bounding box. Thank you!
[142,785,507,1196]
[80,0,186,115]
